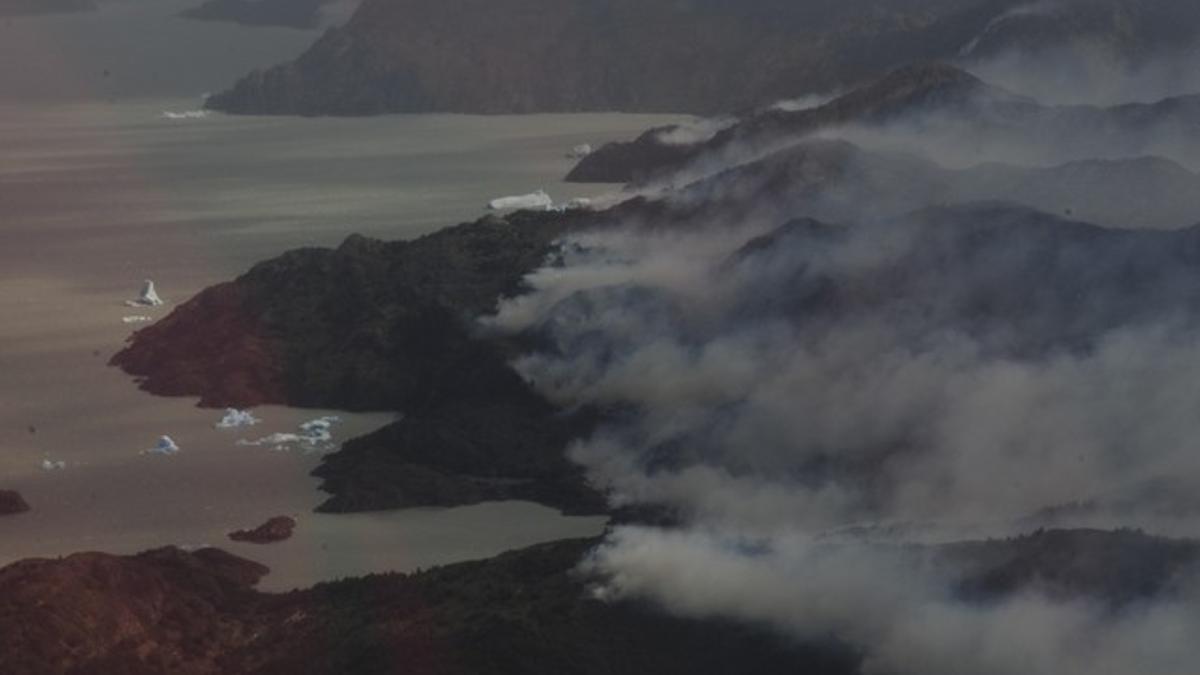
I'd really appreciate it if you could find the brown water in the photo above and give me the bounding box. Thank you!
[0,97,682,589]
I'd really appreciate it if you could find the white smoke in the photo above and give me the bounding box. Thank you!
[487,147,1200,675]
[586,527,1200,675]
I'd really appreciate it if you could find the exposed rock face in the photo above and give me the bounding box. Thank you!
[229,516,296,544]
[0,490,30,516]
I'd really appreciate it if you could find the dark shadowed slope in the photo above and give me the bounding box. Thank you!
[204,0,1200,117]
[112,210,608,515]
[203,0,1014,116]
[0,490,30,516]
[569,63,1200,184]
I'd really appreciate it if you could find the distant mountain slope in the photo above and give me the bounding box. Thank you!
[180,0,351,30]
[203,0,1011,116]
[0,0,94,16]
[204,0,1200,117]
[568,63,1200,184]
[960,0,1200,61]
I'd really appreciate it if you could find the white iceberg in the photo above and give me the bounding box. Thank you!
[40,459,67,471]
[237,416,341,454]
[543,197,595,214]
[125,279,164,307]
[566,143,593,159]
[215,409,261,429]
[487,190,553,211]
[146,435,181,455]
[162,110,209,120]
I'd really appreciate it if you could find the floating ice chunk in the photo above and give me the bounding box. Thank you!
[567,143,593,159]
[125,279,164,307]
[216,409,261,429]
[545,197,595,214]
[487,190,553,211]
[122,315,153,324]
[162,110,209,120]
[40,459,67,471]
[237,416,341,454]
[146,435,180,455]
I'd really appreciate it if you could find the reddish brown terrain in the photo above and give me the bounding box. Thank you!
[0,540,860,675]
[0,531,1193,674]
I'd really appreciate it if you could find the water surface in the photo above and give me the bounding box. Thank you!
[0,5,681,587]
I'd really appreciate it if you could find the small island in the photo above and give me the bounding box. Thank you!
[228,516,296,544]
[0,491,30,516]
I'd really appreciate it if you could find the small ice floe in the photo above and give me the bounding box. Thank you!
[237,416,341,454]
[122,315,153,324]
[125,279,164,307]
[215,408,261,429]
[566,143,593,159]
[162,110,209,120]
[144,435,181,456]
[40,459,67,471]
[487,190,554,211]
[541,197,595,214]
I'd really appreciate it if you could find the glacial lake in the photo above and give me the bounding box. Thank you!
[0,0,684,590]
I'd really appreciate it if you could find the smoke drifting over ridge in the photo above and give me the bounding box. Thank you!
[960,1,1200,106]
[487,46,1200,675]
